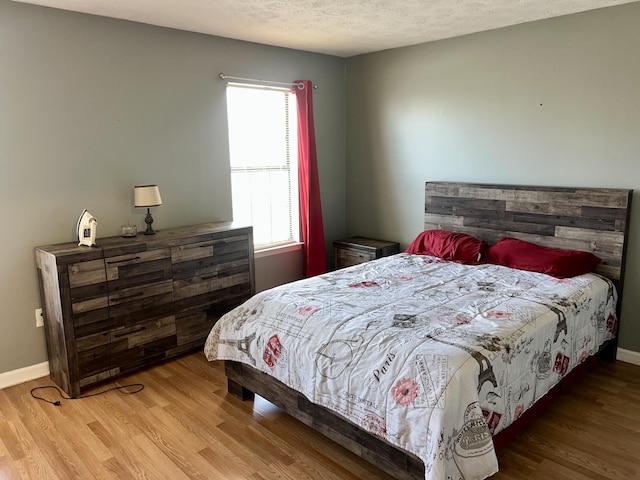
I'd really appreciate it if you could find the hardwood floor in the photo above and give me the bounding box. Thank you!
[1,353,638,479]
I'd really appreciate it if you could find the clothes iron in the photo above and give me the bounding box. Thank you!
[76,209,98,247]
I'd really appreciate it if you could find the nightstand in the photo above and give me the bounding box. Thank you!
[333,236,400,269]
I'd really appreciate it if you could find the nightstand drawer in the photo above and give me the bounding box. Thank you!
[335,248,376,267]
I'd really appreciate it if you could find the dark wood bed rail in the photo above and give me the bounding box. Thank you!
[225,356,601,480]
[225,361,425,479]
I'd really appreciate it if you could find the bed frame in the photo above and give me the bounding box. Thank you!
[224,182,632,480]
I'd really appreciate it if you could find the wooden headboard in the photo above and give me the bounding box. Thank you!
[424,182,632,285]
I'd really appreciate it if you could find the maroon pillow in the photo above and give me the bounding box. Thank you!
[405,230,486,264]
[485,237,601,278]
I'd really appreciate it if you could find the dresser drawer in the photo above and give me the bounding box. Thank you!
[70,278,174,336]
[68,258,107,288]
[108,280,175,329]
[68,248,173,314]
[172,234,251,300]
[171,282,254,353]
[76,315,176,382]
[171,234,250,267]
[105,248,172,290]
[171,233,253,350]
[68,259,110,339]
[70,249,177,381]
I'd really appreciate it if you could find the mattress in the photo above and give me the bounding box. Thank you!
[204,253,617,480]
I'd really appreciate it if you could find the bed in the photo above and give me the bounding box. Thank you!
[204,182,632,480]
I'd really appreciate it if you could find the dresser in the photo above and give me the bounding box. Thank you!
[35,222,254,397]
[333,236,400,269]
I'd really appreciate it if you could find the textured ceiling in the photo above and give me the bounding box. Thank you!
[12,0,640,57]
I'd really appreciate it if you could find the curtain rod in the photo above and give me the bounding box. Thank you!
[218,73,317,90]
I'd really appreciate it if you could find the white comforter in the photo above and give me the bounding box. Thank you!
[204,253,617,480]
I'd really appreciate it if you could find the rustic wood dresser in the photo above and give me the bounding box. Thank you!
[35,222,254,397]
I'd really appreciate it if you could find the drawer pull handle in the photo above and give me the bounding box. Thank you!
[112,291,144,302]
[107,256,141,265]
[113,326,146,338]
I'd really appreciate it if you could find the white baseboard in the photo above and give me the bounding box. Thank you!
[617,348,640,366]
[0,361,49,390]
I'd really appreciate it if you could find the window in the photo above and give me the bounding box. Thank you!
[226,84,299,249]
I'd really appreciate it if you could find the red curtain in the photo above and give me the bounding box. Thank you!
[294,80,327,277]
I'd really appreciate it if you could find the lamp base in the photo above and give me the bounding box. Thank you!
[144,208,156,235]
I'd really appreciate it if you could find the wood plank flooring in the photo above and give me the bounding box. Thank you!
[0,353,638,479]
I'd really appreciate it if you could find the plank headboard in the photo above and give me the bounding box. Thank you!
[424,182,632,286]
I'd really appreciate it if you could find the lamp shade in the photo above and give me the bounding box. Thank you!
[134,185,162,207]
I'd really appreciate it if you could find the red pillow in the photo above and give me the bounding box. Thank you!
[405,230,486,264]
[485,237,601,278]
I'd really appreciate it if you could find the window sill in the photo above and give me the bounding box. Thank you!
[255,242,303,259]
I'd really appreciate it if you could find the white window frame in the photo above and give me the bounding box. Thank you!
[225,83,300,251]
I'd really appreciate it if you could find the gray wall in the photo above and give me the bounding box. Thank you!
[345,3,640,353]
[4,0,640,376]
[0,0,346,374]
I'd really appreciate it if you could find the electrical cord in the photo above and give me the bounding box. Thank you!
[30,382,144,406]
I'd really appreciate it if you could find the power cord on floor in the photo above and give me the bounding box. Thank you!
[30,382,144,406]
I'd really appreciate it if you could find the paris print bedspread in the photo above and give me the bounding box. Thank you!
[204,253,617,480]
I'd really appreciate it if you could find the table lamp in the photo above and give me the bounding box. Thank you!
[134,184,162,235]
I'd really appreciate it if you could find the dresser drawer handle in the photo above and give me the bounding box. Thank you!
[107,256,142,265]
[113,326,146,338]
[111,291,144,302]
[201,271,230,280]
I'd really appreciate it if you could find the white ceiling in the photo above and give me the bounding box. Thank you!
[13,0,639,57]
